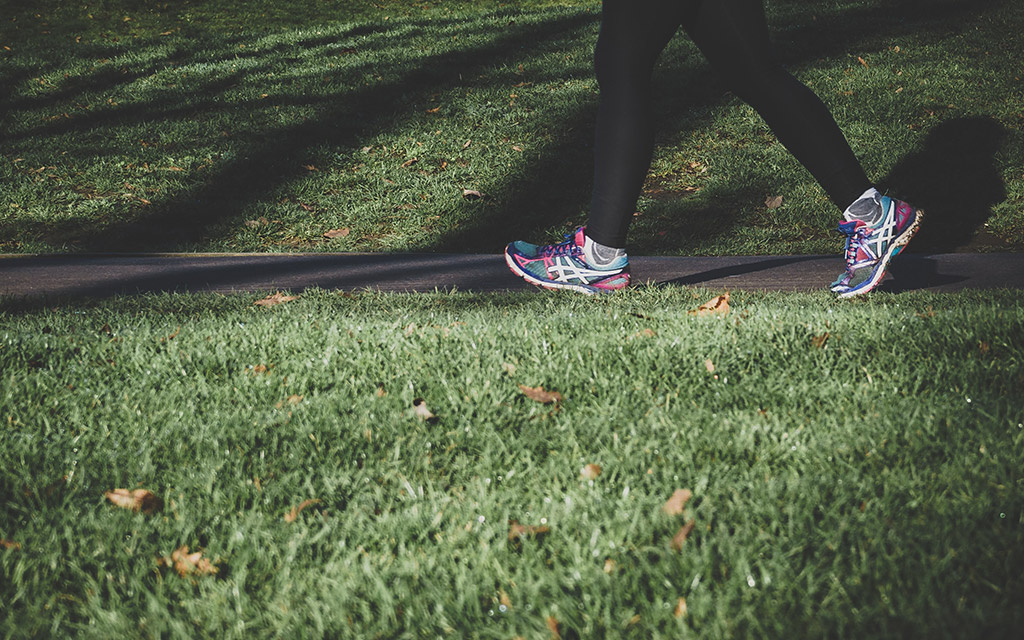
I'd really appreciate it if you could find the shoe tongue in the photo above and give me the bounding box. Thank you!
[573,227,587,247]
[838,220,866,234]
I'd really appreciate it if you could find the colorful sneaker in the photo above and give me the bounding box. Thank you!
[505,227,630,294]
[832,196,924,298]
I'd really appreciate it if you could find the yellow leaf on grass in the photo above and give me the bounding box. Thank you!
[160,545,218,577]
[689,292,729,317]
[105,488,162,514]
[519,384,562,404]
[323,227,351,239]
[254,292,298,307]
[508,519,550,541]
[670,520,696,551]
[546,616,561,639]
[284,499,320,522]
[662,488,692,516]
[674,597,688,618]
[580,463,602,481]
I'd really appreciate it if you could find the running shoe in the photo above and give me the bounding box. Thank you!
[505,227,630,294]
[831,196,924,298]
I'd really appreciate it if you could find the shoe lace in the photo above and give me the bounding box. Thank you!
[539,233,582,259]
[840,223,872,272]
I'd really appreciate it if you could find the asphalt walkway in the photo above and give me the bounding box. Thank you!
[2,252,1022,298]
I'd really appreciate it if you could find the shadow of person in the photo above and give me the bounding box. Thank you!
[882,116,1007,253]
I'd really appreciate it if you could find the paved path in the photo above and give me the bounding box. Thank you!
[1,252,1022,298]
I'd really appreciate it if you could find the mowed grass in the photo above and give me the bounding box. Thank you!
[1,0,1023,255]
[2,288,1023,638]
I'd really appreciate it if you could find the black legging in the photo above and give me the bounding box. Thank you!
[588,0,872,248]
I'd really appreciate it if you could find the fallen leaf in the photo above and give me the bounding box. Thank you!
[401,157,418,168]
[858,56,869,69]
[275,394,303,409]
[704,359,715,373]
[254,292,299,307]
[299,202,316,212]
[670,520,696,551]
[500,589,512,609]
[303,164,319,171]
[426,106,441,113]
[674,597,688,618]
[412,398,436,421]
[662,488,692,516]
[462,139,472,149]
[519,384,562,404]
[105,488,162,514]
[979,341,990,354]
[284,499,320,522]
[580,463,602,481]
[765,195,784,209]
[512,145,523,152]
[323,227,351,239]
[1,539,21,550]
[462,189,484,199]
[603,558,615,573]
[688,292,730,317]
[508,519,550,541]
[160,545,218,577]
[546,616,560,639]
[249,364,270,375]
[811,333,830,349]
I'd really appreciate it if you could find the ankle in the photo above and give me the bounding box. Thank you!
[583,234,627,267]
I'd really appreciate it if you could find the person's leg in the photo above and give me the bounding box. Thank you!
[586,0,688,250]
[681,0,873,213]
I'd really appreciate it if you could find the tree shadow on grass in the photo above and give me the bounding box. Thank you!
[1,0,1012,257]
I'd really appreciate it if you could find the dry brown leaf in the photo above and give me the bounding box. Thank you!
[858,56,869,69]
[323,227,351,239]
[674,597,688,618]
[519,384,562,404]
[500,589,512,609]
[412,398,436,421]
[284,498,320,522]
[254,292,299,307]
[662,488,692,516]
[401,157,418,168]
[249,364,270,375]
[811,333,830,349]
[546,616,561,639]
[603,558,615,573]
[688,292,730,317]
[704,359,715,373]
[765,195,784,209]
[462,189,484,199]
[105,488,162,514]
[508,519,550,541]
[670,520,696,551]
[275,394,303,409]
[580,463,602,481]
[462,139,472,149]
[161,545,218,577]
[426,106,441,114]
[1,539,21,550]
[303,164,319,171]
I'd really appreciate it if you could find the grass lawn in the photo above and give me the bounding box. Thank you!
[2,288,1023,638]
[1,0,1023,255]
